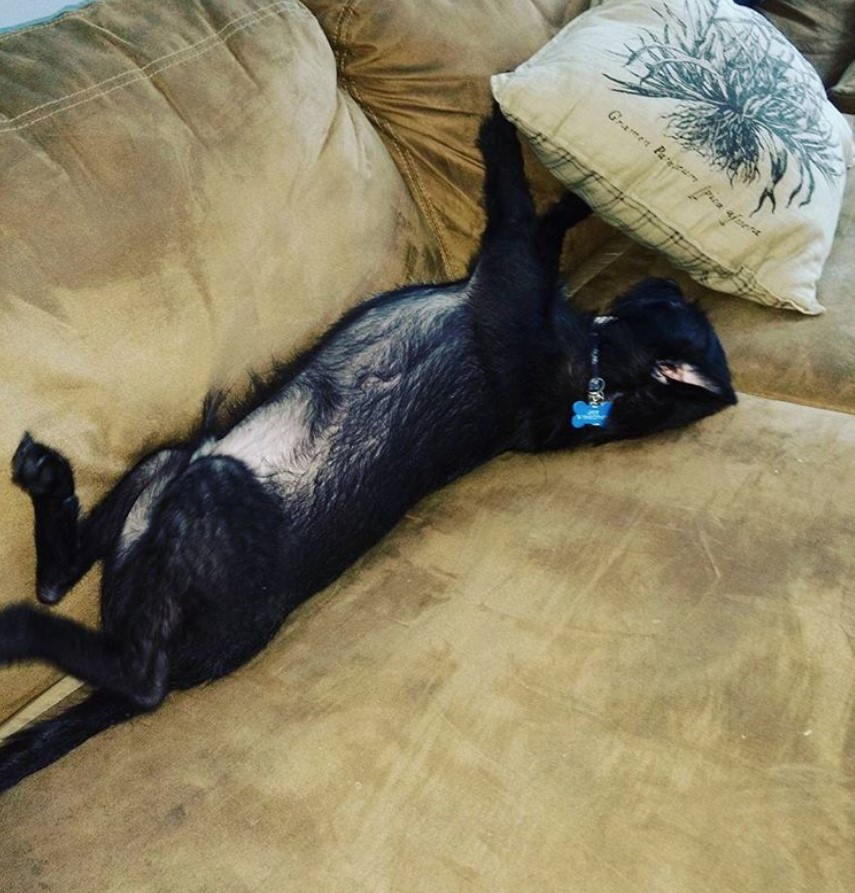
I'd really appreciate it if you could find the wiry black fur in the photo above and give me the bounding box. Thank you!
[0,108,736,792]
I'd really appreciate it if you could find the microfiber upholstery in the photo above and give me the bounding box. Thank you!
[2,397,855,891]
[302,0,611,278]
[762,0,855,88]
[0,0,443,719]
[2,0,855,890]
[830,61,855,114]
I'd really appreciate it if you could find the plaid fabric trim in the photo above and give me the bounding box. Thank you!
[503,113,822,314]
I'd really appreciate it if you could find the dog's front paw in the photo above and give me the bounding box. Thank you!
[11,434,75,498]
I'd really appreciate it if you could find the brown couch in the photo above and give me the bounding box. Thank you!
[1,0,854,889]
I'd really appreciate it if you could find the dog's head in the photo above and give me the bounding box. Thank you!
[576,277,736,442]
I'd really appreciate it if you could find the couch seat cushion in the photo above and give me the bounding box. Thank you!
[2,395,854,891]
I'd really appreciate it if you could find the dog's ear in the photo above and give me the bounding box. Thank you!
[652,359,730,395]
[600,370,736,444]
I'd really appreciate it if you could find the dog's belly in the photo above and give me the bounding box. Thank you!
[207,287,469,494]
[205,385,320,488]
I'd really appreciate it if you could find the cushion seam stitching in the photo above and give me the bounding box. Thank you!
[0,0,310,133]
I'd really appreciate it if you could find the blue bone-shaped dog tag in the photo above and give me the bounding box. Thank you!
[571,400,612,428]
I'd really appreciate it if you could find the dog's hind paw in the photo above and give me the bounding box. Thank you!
[11,434,75,498]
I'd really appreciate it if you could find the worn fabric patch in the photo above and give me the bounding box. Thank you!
[492,0,855,314]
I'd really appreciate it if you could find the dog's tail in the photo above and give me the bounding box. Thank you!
[0,690,144,793]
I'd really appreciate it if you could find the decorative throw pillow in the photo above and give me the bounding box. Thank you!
[492,0,855,314]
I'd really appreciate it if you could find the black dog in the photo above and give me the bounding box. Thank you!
[0,108,735,791]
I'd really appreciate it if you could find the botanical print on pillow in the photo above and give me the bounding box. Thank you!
[606,0,845,214]
[491,0,855,313]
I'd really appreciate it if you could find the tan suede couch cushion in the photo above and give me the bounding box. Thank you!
[0,0,443,720]
[2,396,854,891]
[830,59,855,114]
[763,1,855,88]
[303,0,610,279]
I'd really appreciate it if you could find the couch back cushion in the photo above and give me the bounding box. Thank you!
[304,0,604,278]
[0,0,442,720]
[761,1,855,88]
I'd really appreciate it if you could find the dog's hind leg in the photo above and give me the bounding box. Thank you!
[0,604,168,708]
[11,434,187,605]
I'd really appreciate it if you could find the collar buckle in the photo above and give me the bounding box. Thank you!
[587,376,606,406]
